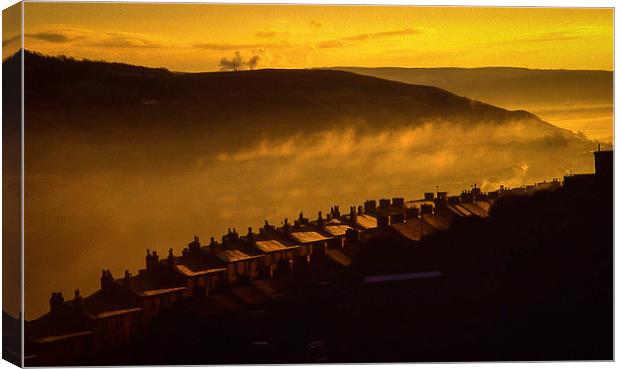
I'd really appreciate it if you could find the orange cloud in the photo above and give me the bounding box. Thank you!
[316,27,425,49]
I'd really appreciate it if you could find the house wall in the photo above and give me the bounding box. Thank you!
[93,311,141,349]
[227,258,262,284]
[184,273,222,297]
[141,291,184,322]
[35,334,93,366]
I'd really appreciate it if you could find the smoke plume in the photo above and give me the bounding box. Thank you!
[219,50,261,71]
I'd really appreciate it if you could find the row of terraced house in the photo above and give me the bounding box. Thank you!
[25,178,564,365]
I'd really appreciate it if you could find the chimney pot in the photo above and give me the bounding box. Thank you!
[50,292,65,312]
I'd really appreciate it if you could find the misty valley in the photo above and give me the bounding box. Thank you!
[11,51,604,320]
[2,4,613,365]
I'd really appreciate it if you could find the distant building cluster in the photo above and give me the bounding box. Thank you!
[25,149,612,365]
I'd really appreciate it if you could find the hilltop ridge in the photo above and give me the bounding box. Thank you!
[17,49,546,129]
[330,65,613,107]
[13,50,578,174]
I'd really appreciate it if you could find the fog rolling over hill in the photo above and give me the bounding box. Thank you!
[13,51,599,319]
[333,67,613,143]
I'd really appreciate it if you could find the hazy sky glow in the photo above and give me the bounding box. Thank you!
[14,4,613,71]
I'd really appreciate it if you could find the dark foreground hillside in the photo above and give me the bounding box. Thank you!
[73,176,612,365]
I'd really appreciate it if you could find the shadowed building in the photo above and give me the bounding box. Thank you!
[171,236,227,297]
[309,210,358,268]
[25,271,142,365]
[244,222,301,279]
[392,190,492,242]
[212,228,265,284]
[564,148,613,190]
[25,292,93,366]
[594,148,612,179]
[339,205,379,236]
[82,271,142,349]
[312,210,353,248]
[278,212,337,265]
[123,251,187,322]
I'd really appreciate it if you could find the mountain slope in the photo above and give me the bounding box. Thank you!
[21,51,549,132]
[331,66,613,142]
[331,66,612,108]
[13,50,581,173]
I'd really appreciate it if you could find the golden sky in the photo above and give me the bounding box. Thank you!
[9,4,614,71]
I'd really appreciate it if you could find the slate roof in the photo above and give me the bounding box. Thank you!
[215,236,265,263]
[174,250,228,277]
[26,304,92,344]
[459,202,490,218]
[421,214,451,232]
[391,219,441,241]
[340,213,379,230]
[129,266,187,297]
[217,249,263,263]
[326,249,352,267]
[474,200,494,213]
[323,224,352,237]
[81,284,141,319]
[175,264,226,277]
[254,239,290,253]
[290,231,329,243]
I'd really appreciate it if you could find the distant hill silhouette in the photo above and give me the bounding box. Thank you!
[7,50,587,174]
[331,66,612,110]
[18,50,548,128]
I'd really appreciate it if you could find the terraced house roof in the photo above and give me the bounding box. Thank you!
[217,249,263,262]
[323,224,352,237]
[254,239,291,253]
[290,231,329,244]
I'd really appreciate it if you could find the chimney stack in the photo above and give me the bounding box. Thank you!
[100,269,114,290]
[364,200,377,214]
[377,214,390,229]
[349,206,358,226]
[49,292,64,313]
[188,236,201,252]
[73,289,83,310]
[392,198,405,209]
[420,204,433,214]
[379,199,391,210]
[406,207,419,220]
[283,218,291,235]
[247,227,255,243]
[317,211,324,226]
[167,248,176,267]
[209,237,218,254]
